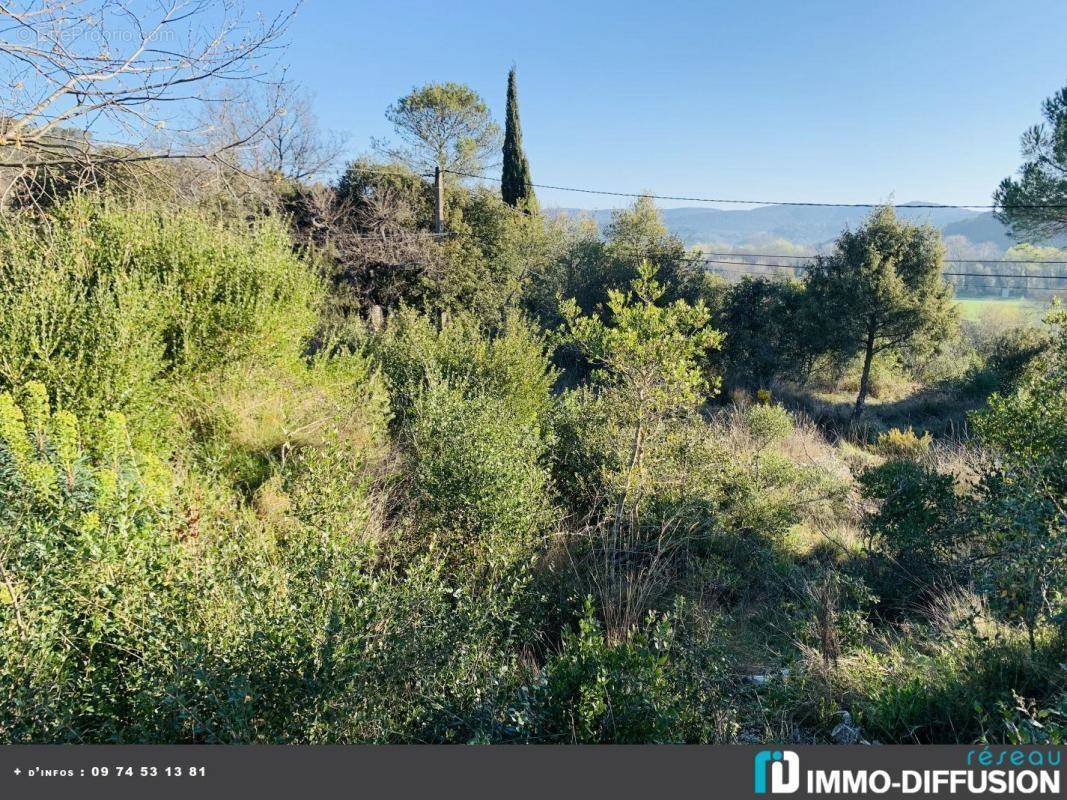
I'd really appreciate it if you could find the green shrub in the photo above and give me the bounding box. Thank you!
[859,460,962,607]
[8,184,1062,748]
[971,306,1067,648]
[0,383,189,742]
[873,426,932,459]
[440,187,568,326]
[523,597,737,744]
[745,403,794,450]
[996,691,1067,745]
[0,198,319,419]
[372,308,556,426]
[551,390,729,522]
[531,599,684,743]
[373,308,557,583]
[405,380,553,581]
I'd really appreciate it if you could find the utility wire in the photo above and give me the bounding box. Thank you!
[684,257,1067,280]
[346,232,453,240]
[342,165,436,180]
[337,166,1067,277]
[690,251,1067,265]
[444,168,1067,210]
[942,273,1067,280]
[344,163,1067,209]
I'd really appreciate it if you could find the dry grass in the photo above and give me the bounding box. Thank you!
[708,402,868,566]
[200,358,385,457]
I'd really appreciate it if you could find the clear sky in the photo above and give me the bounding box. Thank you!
[260,0,1066,209]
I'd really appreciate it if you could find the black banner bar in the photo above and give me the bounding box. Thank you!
[0,745,1063,800]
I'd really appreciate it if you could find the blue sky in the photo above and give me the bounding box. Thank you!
[262,0,1066,209]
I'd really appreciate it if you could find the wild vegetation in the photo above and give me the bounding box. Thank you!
[0,22,1065,745]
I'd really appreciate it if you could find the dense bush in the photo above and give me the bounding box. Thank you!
[859,459,962,607]
[522,598,736,743]
[971,306,1067,648]
[0,383,188,742]
[0,198,318,420]
[745,403,794,450]
[372,308,556,425]
[372,308,557,582]
[954,323,1050,398]
[405,381,553,579]
[531,600,682,742]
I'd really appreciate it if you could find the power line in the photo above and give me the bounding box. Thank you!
[337,166,1067,277]
[700,269,1065,285]
[942,273,1067,280]
[338,229,1067,280]
[444,168,1067,210]
[345,163,1067,209]
[683,258,804,269]
[342,165,435,180]
[688,258,1067,280]
[347,232,453,240]
[683,252,815,261]
[691,251,1067,265]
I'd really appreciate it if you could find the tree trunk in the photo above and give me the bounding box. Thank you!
[852,331,876,420]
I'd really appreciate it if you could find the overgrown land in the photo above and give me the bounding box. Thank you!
[1,73,1065,745]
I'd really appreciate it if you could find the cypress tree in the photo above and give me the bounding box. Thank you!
[501,66,537,211]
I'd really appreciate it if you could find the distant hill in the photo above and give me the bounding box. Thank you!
[941,212,1014,247]
[551,203,1008,248]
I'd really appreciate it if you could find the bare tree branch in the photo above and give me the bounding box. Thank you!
[0,0,297,184]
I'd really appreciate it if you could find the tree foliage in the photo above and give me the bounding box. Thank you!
[972,305,1067,648]
[501,67,537,211]
[995,84,1067,241]
[559,261,723,514]
[379,82,501,177]
[805,207,957,417]
[605,195,687,279]
[714,276,813,392]
[560,261,722,428]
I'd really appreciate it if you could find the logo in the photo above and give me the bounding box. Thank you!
[754,750,801,794]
